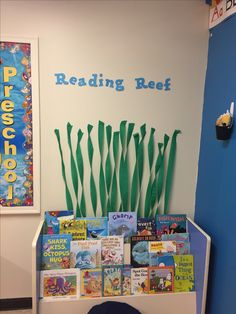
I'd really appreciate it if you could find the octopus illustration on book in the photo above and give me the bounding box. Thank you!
[46,277,72,295]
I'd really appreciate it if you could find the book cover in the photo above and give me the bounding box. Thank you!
[149,241,177,254]
[173,255,195,292]
[108,212,137,240]
[40,269,80,300]
[80,268,102,298]
[148,266,174,293]
[103,266,122,297]
[85,217,108,239]
[131,235,158,268]
[122,265,132,295]
[70,239,101,269]
[149,255,175,267]
[59,219,86,240]
[44,210,74,234]
[161,233,190,255]
[156,214,187,239]
[137,218,156,236]
[131,267,148,295]
[41,234,72,270]
[101,236,124,266]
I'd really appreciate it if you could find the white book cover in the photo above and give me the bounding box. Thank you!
[131,267,148,295]
[101,236,124,265]
[40,268,80,300]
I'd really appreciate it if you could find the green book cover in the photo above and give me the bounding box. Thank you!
[173,255,194,292]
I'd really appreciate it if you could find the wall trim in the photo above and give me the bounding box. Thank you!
[0,298,32,311]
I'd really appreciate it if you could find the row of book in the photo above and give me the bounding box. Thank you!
[41,233,190,270]
[41,255,194,300]
[44,210,187,240]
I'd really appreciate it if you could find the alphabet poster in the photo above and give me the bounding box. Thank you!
[0,37,40,214]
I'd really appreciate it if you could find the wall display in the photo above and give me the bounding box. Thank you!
[55,121,180,218]
[0,37,40,214]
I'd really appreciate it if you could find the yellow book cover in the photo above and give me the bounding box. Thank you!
[59,219,86,240]
[173,255,194,292]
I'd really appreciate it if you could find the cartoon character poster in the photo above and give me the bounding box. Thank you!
[0,37,40,214]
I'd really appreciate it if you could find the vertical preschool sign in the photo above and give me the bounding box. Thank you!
[0,37,40,214]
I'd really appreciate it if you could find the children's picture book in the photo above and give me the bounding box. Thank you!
[173,255,195,292]
[101,236,124,266]
[137,218,156,236]
[40,269,80,300]
[108,212,137,240]
[149,241,177,255]
[102,266,122,297]
[131,267,148,295]
[148,266,174,293]
[149,255,175,267]
[70,239,101,269]
[59,219,86,240]
[84,217,108,239]
[80,268,102,298]
[122,265,132,295]
[131,235,158,268]
[44,210,74,234]
[41,234,72,270]
[156,214,187,239]
[162,233,190,255]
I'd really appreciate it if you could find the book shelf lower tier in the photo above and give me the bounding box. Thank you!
[32,218,210,314]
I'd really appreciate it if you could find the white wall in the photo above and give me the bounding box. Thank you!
[0,0,209,298]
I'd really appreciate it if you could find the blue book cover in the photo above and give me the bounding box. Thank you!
[84,217,108,239]
[156,214,187,239]
[149,255,175,267]
[108,212,137,240]
[44,210,74,234]
[41,234,72,270]
[131,235,158,268]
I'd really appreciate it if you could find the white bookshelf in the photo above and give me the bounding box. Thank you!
[32,218,210,314]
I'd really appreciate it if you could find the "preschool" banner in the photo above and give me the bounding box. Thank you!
[0,37,40,214]
[209,0,236,29]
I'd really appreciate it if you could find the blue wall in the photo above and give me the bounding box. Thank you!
[195,15,236,314]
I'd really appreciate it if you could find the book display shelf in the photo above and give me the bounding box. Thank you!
[32,218,210,314]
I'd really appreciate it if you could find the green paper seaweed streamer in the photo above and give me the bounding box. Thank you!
[98,121,107,216]
[164,130,181,214]
[54,129,74,211]
[76,129,86,217]
[110,131,119,212]
[55,122,180,218]
[87,124,97,217]
[105,125,112,212]
[67,123,81,217]
[131,133,140,212]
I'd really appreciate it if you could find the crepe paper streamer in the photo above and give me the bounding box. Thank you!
[76,129,86,217]
[119,122,135,211]
[137,124,146,218]
[54,129,74,212]
[66,123,81,216]
[131,133,140,212]
[105,125,112,194]
[148,128,156,172]
[110,131,119,212]
[87,124,97,217]
[120,120,127,156]
[98,121,107,216]
[164,130,181,214]
[105,125,112,213]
